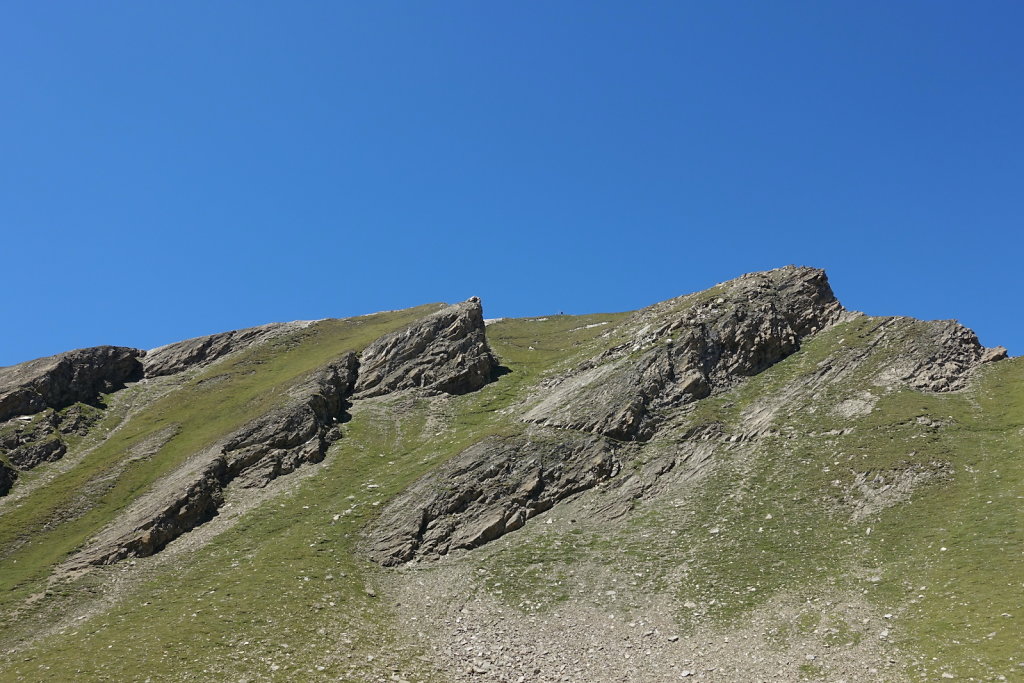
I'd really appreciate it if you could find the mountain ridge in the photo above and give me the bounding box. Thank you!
[0,266,1019,682]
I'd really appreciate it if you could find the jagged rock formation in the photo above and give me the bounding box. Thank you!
[72,299,501,566]
[0,346,144,421]
[367,430,623,566]
[353,297,497,398]
[219,353,357,488]
[0,347,143,494]
[1,266,1019,682]
[897,320,1005,391]
[365,267,1011,566]
[143,323,300,377]
[71,353,358,566]
[524,267,845,441]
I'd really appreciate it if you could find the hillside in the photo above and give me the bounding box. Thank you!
[0,266,1019,682]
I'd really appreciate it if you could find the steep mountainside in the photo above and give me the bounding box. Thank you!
[0,267,1019,682]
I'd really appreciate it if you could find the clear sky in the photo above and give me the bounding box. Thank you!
[2,1,1021,366]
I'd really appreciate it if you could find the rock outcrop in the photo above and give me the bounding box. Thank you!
[524,266,845,441]
[70,297,503,566]
[898,321,1006,392]
[72,353,358,566]
[0,346,144,422]
[0,347,143,493]
[144,323,299,377]
[219,353,358,488]
[366,430,622,566]
[353,298,497,398]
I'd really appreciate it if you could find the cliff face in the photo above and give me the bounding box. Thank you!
[0,268,1016,683]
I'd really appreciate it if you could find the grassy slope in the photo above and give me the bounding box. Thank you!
[461,317,1023,680]
[0,305,443,612]
[0,312,625,681]
[2,309,1020,681]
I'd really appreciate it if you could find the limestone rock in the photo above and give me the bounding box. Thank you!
[0,346,144,422]
[220,352,358,488]
[980,345,1009,364]
[354,298,497,398]
[524,266,845,440]
[71,353,358,566]
[144,323,298,377]
[898,321,994,392]
[365,430,622,566]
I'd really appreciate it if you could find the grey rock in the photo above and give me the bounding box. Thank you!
[144,323,296,377]
[70,353,358,566]
[220,352,358,488]
[898,320,996,392]
[365,429,622,566]
[354,298,497,398]
[0,345,144,422]
[980,345,1009,364]
[0,348,139,490]
[0,404,103,474]
[524,266,844,440]
[7,435,67,470]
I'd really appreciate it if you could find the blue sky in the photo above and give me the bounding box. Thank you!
[2,1,1021,366]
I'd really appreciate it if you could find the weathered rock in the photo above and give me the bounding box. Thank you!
[7,435,67,470]
[70,353,358,566]
[220,352,358,488]
[0,404,103,473]
[144,323,299,377]
[354,298,497,398]
[0,346,144,422]
[980,345,1009,364]
[897,320,996,392]
[365,430,622,566]
[524,266,845,440]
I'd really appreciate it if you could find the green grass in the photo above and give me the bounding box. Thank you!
[1,306,1021,681]
[0,305,443,610]
[0,309,631,680]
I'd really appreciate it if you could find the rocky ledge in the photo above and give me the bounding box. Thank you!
[367,429,622,566]
[354,297,497,398]
[0,345,144,422]
[71,353,359,566]
[0,346,144,494]
[143,322,301,377]
[524,266,845,441]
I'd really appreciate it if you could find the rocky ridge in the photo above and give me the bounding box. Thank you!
[143,322,309,378]
[66,298,496,567]
[0,267,1018,682]
[365,267,1009,566]
[0,346,144,494]
[70,353,360,566]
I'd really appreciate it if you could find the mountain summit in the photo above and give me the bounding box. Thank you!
[0,267,1018,681]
